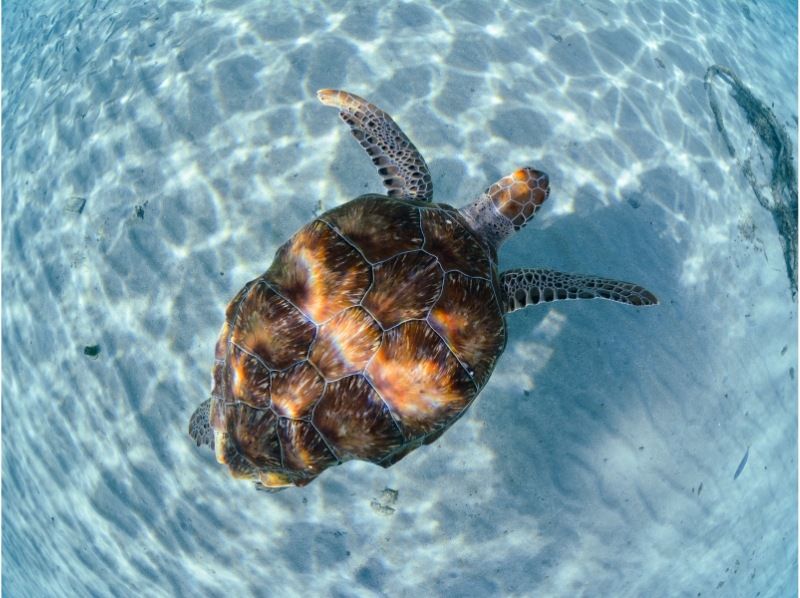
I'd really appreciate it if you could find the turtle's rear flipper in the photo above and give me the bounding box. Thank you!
[189,398,214,448]
[500,268,658,313]
[317,89,433,202]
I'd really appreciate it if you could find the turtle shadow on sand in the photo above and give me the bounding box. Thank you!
[704,64,798,297]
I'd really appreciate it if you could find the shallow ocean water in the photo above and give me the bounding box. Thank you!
[2,0,797,596]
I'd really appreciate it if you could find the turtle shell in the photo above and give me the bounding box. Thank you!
[211,195,506,489]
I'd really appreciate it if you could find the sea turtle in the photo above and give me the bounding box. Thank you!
[188,89,658,491]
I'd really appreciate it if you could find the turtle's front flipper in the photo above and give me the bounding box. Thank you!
[500,268,658,313]
[317,89,433,202]
[189,398,214,448]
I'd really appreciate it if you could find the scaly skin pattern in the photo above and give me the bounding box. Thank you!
[501,269,658,312]
[317,89,434,202]
[486,167,549,230]
[458,167,550,251]
[210,195,506,490]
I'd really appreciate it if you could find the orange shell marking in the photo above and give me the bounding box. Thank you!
[312,375,405,461]
[267,220,370,323]
[278,419,337,472]
[310,307,382,380]
[270,361,325,419]
[427,272,505,388]
[366,321,475,437]
[231,282,315,369]
[362,250,443,328]
[226,345,271,409]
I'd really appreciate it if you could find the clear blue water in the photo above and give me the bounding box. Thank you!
[2,1,797,596]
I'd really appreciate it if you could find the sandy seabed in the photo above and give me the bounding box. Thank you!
[2,1,797,596]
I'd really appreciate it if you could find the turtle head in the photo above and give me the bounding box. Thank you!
[459,167,550,251]
[486,167,549,230]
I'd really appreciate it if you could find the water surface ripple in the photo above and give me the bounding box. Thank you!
[2,1,797,596]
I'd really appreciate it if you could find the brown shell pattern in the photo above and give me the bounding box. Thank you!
[225,345,271,409]
[427,272,506,388]
[270,362,324,419]
[312,375,405,460]
[421,207,492,278]
[321,195,423,262]
[231,281,315,369]
[362,250,442,328]
[266,220,370,323]
[309,306,382,379]
[213,196,506,487]
[365,320,477,437]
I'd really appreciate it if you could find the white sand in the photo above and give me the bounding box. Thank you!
[2,1,797,596]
